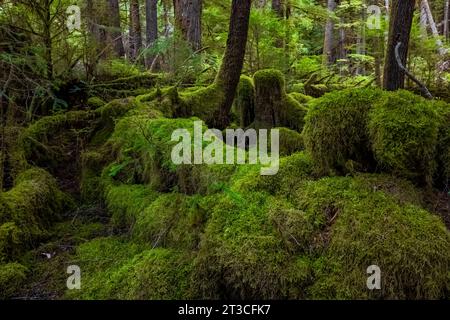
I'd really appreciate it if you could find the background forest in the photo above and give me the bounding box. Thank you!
[0,0,450,300]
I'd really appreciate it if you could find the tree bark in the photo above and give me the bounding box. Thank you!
[173,0,202,51]
[445,0,449,40]
[323,0,339,65]
[129,0,143,61]
[145,0,158,68]
[108,0,125,57]
[213,0,252,128]
[383,0,415,91]
[422,0,447,55]
[272,0,283,17]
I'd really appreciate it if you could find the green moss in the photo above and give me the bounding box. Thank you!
[235,75,255,127]
[0,262,28,299]
[180,84,225,124]
[193,191,312,299]
[289,92,313,104]
[253,69,308,131]
[106,184,159,229]
[133,193,207,250]
[0,168,70,262]
[66,237,193,300]
[87,97,106,109]
[19,111,95,167]
[276,127,304,156]
[231,151,313,198]
[435,102,450,189]
[302,88,384,175]
[294,176,450,299]
[368,90,442,186]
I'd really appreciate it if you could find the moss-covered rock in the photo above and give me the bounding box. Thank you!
[0,262,28,299]
[302,88,383,175]
[368,90,443,186]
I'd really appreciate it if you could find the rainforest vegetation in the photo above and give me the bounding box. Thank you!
[0,0,449,300]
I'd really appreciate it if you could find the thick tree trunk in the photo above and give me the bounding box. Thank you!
[323,0,339,65]
[213,0,252,128]
[129,0,143,61]
[145,0,158,68]
[383,0,415,91]
[173,0,202,51]
[108,0,125,57]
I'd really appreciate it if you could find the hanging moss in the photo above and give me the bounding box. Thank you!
[235,75,255,127]
[0,262,28,299]
[302,88,383,175]
[368,90,442,186]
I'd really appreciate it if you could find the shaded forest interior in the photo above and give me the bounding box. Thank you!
[0,0,450,300]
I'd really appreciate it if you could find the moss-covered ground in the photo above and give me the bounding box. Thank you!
[1,72,449,300]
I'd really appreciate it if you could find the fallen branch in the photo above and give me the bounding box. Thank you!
[395,42,433,99]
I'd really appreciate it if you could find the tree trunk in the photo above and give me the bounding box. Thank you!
[383,0,415,91]
[173,0,202,51]
[129,0,143,61]
[323,0,339,65]
[272,0,283,17]
[422,0,447,55]
[145,0,158,68]
[213,0,252,128]
[445,0,449,40]
[108,0,125,57]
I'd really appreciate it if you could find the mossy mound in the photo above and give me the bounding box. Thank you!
[87,97,106,109]
[368,90,443,186]
[192,191,311,299]
[289,92,313,104]
[295,176,450,299]
[107,116,208,193]
[277,127,304,156]
[0,168,70,262]
[19,111,96,170]
[231,151,313,198]
[253,69,308,132]
[302,88,383,175]
[66,238,193,300]
[436,104,450,189]
[0,262,28,299]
